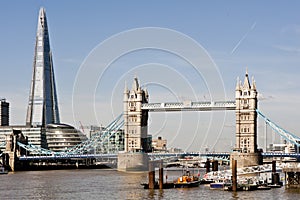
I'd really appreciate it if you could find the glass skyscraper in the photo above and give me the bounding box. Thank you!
[26,7,60,127]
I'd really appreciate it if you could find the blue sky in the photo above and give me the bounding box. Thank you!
[0,1,300,151]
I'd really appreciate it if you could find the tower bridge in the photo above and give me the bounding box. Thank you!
[118,70,262,170]
[4,70,299,171]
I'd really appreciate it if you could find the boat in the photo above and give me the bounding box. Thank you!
[141,181,174,189]
[0,166,8,175]
[173,170,201,188]
[200,178,214,185]
[256,185,271,190]
[268,184,282,188]
[210,179,232,190]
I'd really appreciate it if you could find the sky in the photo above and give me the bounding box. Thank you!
[0,1,300,152]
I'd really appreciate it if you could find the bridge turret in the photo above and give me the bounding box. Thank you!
[235,70,258,153]
[123,77,149,153]
[232,69,262,168]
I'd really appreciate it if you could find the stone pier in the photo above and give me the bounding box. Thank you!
[3,130,28,171]
[230,151,262,168]
[283,164,300,189]
[117,152,149,171]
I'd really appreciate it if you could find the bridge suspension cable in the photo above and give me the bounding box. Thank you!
[16,113,124,156]
[63,113,124,154]
[257,109,300,148]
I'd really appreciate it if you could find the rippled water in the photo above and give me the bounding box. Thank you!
[1,169,300,199]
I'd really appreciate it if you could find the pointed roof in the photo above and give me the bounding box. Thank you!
[236,77,241,90]
[37,7,48,34]
[243,69,251,89]
[251,76,256,90]
[132,76,139,91]
[124,81,129,93]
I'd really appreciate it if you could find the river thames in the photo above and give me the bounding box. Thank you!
[1,169,300,199]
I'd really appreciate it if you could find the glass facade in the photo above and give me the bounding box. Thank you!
[46,124,87,152]
[91,128,124,153]
[26,7,60,127]
[0,126,47,152]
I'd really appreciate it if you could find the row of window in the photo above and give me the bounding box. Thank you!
[128,139,138,148]
[129,116,138,122]
[241,127,250,133]
[129,102,136,107]
[240,114,251,120]
[240,138,251,151]
[128,129,138,134]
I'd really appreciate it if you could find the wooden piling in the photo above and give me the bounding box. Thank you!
[272,160,276,173]
[148,161,155,189]
[205,159,210,173]
[272,160,279,185]
[232,159,237,192]
[212,160,218,171]
[159,160,164,189]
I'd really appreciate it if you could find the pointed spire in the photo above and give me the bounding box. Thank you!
[243,69,250,89]
[132,76,139,91]
[251,76,256,90]
[124,81,129,93]
[144,88,149,99]
[37,7,48,35]
[236,77,241,90]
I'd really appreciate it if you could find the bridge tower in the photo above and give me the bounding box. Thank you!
[118,77,149,171]
[231,70,262,168]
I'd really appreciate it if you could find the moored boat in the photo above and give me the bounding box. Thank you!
[210,179,231,190]
[174,170,201,188]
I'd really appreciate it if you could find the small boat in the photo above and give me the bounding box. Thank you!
[141,181,175,189]
[210,179,232,190]
[256,184,271,190]
[174,170,201,188]
[0,166,8,175]
[200,179,214,185]
[268,184,282,188]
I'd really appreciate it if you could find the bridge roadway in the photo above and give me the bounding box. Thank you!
[18,152,300,161]
[141,101,236,112]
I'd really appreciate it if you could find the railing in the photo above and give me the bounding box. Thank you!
[142,101,236,111]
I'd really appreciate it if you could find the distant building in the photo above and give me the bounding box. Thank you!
[267,143,286,153]
[0,99,9,126]
[168,147,183,153]
[152,136,167,152]
[268,142,296,154]
[90,127,125,153]
[268,142,297,161]
[0,126,47,152]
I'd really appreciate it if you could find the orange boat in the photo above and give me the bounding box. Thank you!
[174,170,201,188]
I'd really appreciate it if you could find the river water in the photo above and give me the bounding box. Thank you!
[1,169,300,200]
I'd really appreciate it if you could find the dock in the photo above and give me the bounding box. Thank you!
[283,163,300,189]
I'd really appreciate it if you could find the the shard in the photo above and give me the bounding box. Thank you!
[26,7,60,127]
